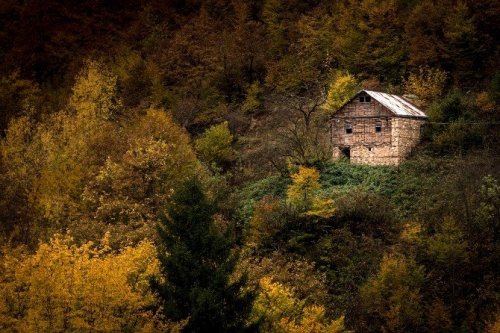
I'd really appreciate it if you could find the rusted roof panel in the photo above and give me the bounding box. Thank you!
[364,90,427,118]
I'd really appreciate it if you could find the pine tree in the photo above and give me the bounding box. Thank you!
[151,179,255,333]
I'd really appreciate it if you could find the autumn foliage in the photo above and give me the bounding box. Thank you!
[252,276,345,333]
[0,234,184,332]
[0,0,498,332]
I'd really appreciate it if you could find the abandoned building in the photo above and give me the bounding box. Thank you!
[330,90,427,166]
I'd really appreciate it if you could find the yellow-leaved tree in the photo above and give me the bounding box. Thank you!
[0,234,184,332]
[242,82,263,113]
[0,115,44,243]
[404,66,447,105]
[287,166,321,210]
[251,276,345,333]
[1,59,204,247]
[358,253,425,332]
[195,121,236,169]
[35,60,121,224]
[287,166,335,217]
[324,71,359,113]
[80,108,202,246]
[248,195,287,248]
[69,60,121,120]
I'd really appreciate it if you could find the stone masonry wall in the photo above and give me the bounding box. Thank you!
[391,117,426,164]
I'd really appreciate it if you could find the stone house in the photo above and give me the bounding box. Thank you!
[330,90,427,166]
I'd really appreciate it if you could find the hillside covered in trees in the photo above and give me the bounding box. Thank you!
[0,0,499,332]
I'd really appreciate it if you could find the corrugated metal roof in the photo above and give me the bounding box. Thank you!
[364,90,427,118]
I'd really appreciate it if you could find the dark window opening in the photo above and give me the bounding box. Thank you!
[359,95,371,103]
[341,147,350,160]
[368,147,373,151]
[345,123,352,134]
[375,122,382,132]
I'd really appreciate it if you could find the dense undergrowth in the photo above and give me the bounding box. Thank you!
[235,148,499,331]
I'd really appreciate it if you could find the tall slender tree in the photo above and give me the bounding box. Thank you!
[151,178,255,333]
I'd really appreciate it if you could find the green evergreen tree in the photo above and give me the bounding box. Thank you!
[151,178,255,333]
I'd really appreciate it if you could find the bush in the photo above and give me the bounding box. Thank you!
[241,82,263,114]
[425,90,489,154]
[427,90,466,123]
[235,175,290,227]
[248,195,288,249]
[431,119,485,153]
[332,192,399,240]
[195,121,236,169]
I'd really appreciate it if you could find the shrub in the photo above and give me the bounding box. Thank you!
[248,195,288,249]
[195,121,236,169]
[242,82,263,114]
[431,119,484,153]
[333,191,399,240]
[427,90,466,123]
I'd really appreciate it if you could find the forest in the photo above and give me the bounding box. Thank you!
[0,0,499,332]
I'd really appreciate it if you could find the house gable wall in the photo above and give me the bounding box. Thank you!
[335,95,394,118]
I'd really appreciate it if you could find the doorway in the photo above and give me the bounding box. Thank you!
[340,147,350,160]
